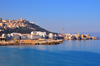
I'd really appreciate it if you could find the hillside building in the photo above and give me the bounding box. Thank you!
[2,19,6,22]
[0,18,2,22]
[20,17,23,22]
[0,23,3,26]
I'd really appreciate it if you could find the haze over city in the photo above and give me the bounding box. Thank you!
[0,0,100,36]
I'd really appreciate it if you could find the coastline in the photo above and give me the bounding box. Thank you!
[0,39,63,46]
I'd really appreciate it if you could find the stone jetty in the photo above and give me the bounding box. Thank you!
[0,39,63,46]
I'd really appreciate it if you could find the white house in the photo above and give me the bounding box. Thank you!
[49,33,53,39]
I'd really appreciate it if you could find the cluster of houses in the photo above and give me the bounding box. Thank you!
[0,31,97,42]
[1,31,63,41]
[0,17,28,31]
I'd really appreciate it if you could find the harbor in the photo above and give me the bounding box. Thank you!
[0,31,98,46]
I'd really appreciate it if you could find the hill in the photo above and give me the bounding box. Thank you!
[0,18,57,35]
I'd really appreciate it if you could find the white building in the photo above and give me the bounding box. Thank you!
[11,33,21,36]
[30,22,34,24]
[31,31,47,37]
[49,33,53,39]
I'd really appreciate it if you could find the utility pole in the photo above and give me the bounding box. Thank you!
[61,28,64,34]
[77,29,80,34]
[68,28,70,34]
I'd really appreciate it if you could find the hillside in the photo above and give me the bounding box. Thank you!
[0,21,52,34]
[0,18,56,35]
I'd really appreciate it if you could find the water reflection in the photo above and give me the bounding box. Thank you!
[1,40,100,53]
[1,40,100,66]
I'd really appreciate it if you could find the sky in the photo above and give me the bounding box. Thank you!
[0,0,100,36]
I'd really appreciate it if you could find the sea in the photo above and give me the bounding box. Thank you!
[0,37,100,66]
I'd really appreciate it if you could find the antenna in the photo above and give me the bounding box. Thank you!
[61,28,64,34]
[68,28,70,34]
[77,29,80,34]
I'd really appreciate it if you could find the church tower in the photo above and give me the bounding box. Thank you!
[20,17,23,22]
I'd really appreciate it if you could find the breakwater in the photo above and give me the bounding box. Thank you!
[0,39,63,46]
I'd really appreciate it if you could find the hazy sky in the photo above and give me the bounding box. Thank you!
[0,0,100,36]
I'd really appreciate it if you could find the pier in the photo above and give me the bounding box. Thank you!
[0,39,63,46]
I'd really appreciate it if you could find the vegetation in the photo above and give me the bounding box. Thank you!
[0,21,57,35]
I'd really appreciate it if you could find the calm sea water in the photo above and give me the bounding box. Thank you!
[0,39,100,66]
